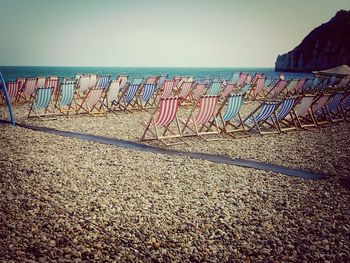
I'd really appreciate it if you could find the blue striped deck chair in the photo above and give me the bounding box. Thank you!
[319,92,345,123]
[309,77,321,93]
[215,94,247,138]
[207,82,222,96]
[55,80,77,116]
[274,97,298,132]
[230,72,240,85]
[243,100,280,135]
[117,83,141,112]
[140,83,157,110]
[302,79,314,93]
[97,75,112,90]
[28,87,56,119]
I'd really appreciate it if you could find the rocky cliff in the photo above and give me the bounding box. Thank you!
[275,10,350,72]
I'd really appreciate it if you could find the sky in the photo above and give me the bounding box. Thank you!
[0,0,349,67]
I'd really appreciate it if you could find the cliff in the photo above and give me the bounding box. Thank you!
[275,10,350,72]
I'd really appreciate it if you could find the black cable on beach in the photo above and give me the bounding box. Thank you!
[2,120,328,180]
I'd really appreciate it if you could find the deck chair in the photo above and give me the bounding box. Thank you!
[237,73,249,88]
[77,75,90,93]
[132,78,143,85]
[76,87,107,116]
[247,77,267,99]
[36,77,46,88]
[1,81,19,104]
[117,83,141,112]
[320,92,345,123]
[220,83,235,99]
[207,82,222,96]
[336,77,350,91]
[156,74,168,90]
[274,97,298,132]
[301,79,313,94]
[291,79,307,95]
[145,76,160,84]
[292,94,318,128]
[140,97,185,146]
[310,94,331,126]
[45,76,60,97]
[230,72,240,85]
[284,79,298,96]
[243,100,280,135]
[96,75,112,90]
[105,80,121,110]
[251,73,264,86]
[160,79,175,99]
[340,93,350,120]
[28,87,56,119]
[216,94,246,138]
[140,83,157,109]
[20,78,38,102]
[16,77,26,92]
[116,75,129,91]
[265,79,288,98]
[55,80,78,116]
[178,81,194,104]
[88,74,98,89]
[181,95,220,140]
[245,74,252,85]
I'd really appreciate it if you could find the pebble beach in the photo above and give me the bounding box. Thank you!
[1,103,350,262]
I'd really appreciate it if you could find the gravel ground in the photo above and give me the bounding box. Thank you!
[0,103,350,262]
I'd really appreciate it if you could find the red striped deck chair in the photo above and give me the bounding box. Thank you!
[178,81,194,104]
[292,94,318,128]
[191,83,206,103]
[116,75,129,91]
[1,81,19,104]
[19,78,38,102]
[237,72,248,88]
[247,77,267,99]
[45,76,60,97]
[310,94,331,126]
[16,78,26,93]
[145,76,160,84]
[265,79,289,98]
[28,87,56,119]
[160,79,175,99]
[289,79,306,95]
[251,73,264,86]
[220,83,235,100]
[76,87,107,116]
[141,97,185,146]
[181,95,221,140]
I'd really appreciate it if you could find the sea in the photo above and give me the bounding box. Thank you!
[0,66,313,82]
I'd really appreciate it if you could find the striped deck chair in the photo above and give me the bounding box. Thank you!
[292,79,307,95]
[141,97,185,146]
[216,94,246,138]
[157,74,168,90]
[320,92,345,123]
[178,81,194,104]
[1,81,19,104]
[328,76,338,88]
[243,101,280,135]
[28,87,55,119]
[340,93,350,120]
[16,77,26,93]
[310,94,331,126]
[220,83,235,99]
[274,97,298,132]
[247,77,267,99]
[146,76,160,84]
[230,72,240,85]
[77,88,107,116]
[117,83,141,112]
[301,79,313,94]
[292,94,317,128]
[36,77,46,88]
[284,79,298,96]
[77,75,90,93]
[265,79,288,98]
[191,83,206,103]
[140,83,157,109]
[315,78,329,93]
[96,75,112,90]
[207,82,222,96]
[116,75,129,91]
[181,95,220,140]
[132,78,144,85]
[309,77,321,93]
[105,80,121,110]
[251,73,264,86]
[245,75,252,85]
[336,77,350,90]
[88,74,98,89]
[160,79,175,99]
[55,80,78,116]
[20,78,38,102]
[45,76,60,97]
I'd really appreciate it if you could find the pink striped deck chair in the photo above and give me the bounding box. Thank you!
[45,76,60,97]
[160,79,175,98]
[247,77,267,99]
[220,83,235,99]
[141,97,185,146]
[181,95,221,140]
[192,83,206,102]
[265,79,288,98]
[16,78,26,93]
[76,87,107,116]
[238,73,248,88]
[291,94,317,128]
[20,78,38,101]
[310,94,331,126]
[146,76,160,84]
[1,81,19,104]
[178,81,194,104]
[251,73,264,86]
[287,79,306,95]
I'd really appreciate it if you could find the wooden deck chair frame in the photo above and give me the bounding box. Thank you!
[309,94,331,126]
[1,81,20,105]
[139,83,158,110]
[177,81,194,105]
[181,95,221,141]
[76,87,107,116]
[19,78,38,102]
[28,87,56,119]
[291,94,318,129]
[104,80,121,112]
[55,80,78,117]
[246,77,267,100]
[274,97,299,132]
[141,97,185,146]
[159,79,175,99]
[116,83,142,112]
[321,92,345,124]
[243,100,280,135]
[265,79,289,99]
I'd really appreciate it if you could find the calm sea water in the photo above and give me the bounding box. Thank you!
[0,66,313,82]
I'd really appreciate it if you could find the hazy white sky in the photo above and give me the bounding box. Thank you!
[0,0,349,67]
